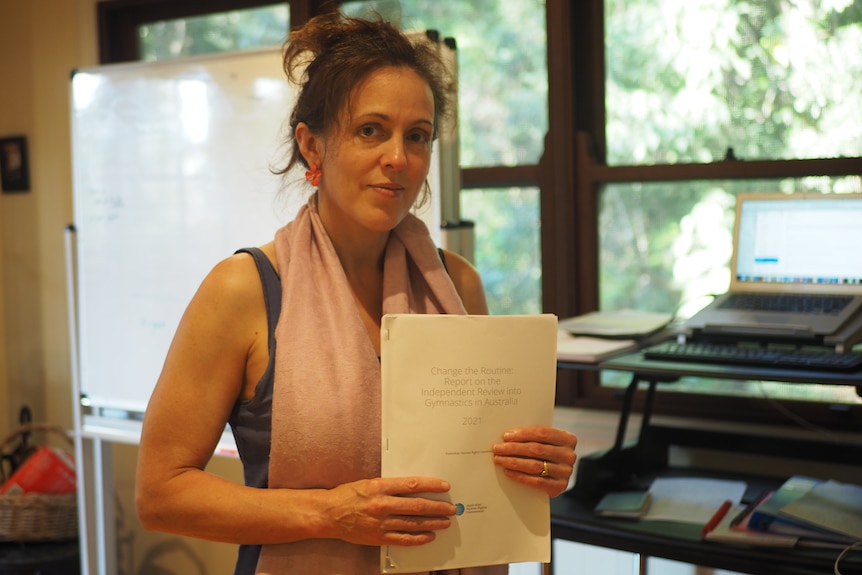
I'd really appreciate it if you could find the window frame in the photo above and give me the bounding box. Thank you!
[97,0,862,431]
[97,0,331,62]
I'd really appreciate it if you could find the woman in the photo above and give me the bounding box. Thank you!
[135,11,577,575]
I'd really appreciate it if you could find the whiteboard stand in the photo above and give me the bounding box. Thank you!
[67,224,115,575]
[79,434,116,575]
[67,224,106,575]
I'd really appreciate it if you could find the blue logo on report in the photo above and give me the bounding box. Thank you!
[455,503,465,516]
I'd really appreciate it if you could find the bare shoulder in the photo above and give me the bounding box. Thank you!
[440,249,489,315]
[173,247,271,362]
[146,245,274,420]
[200,251,263,306]
[200,242,276,304]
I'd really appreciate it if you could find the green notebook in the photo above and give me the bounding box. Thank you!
[594,491,652,519]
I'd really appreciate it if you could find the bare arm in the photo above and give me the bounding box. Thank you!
[135,252,455,546]
[440,249,489,315]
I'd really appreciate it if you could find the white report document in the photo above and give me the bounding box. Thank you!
[380,314,558,573]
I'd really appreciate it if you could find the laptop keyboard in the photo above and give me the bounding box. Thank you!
[642,341,862,372]
[719,293,853,315]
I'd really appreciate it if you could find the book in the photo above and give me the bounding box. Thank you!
[557,309,672,339]
[777,479,862,542]
[556,330,637,363]
[703,503,798,546]
[594,491,652,519]
[746,476,856,544]
[730,490,772,529]
[643,477,747,524]
[380,313,558,573]
[747,475,821,532]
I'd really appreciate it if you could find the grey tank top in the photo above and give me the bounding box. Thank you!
[229,247,279,575]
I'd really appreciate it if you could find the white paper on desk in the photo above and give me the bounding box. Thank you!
[558,309,672,338]
[644,477,746,523]
[556,330,637,363]
[380,314,558,573]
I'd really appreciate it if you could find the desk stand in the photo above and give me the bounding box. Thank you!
[825,309,862,352]
[570,373,675,499]
[678,307,862,354]
[571,369,862,499]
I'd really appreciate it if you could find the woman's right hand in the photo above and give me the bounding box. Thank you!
[320,477,456,546]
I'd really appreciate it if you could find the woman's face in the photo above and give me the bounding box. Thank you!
[314,66,435,238]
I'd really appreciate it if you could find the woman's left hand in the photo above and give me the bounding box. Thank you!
[492,426,578,497]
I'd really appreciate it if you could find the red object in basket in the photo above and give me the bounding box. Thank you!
[0,446,76,495]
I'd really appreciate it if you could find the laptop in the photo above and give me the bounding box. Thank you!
[683,192,862,341]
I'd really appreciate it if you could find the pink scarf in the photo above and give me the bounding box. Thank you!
[255,196,506,575]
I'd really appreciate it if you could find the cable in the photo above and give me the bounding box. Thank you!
[834,540,862,575]
[755,380,844,442]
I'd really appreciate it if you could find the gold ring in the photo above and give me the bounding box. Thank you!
[539,460,550,477]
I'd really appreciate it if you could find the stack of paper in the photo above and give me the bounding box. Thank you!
[558,309,672,339]
[556,330,637,363]
[643,477,746,524]
[555,309,672,363]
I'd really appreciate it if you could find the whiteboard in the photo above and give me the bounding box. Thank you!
[70,46,447,415]
[71,48,302,413]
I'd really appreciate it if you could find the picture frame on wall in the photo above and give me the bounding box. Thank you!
[0,136,31,193]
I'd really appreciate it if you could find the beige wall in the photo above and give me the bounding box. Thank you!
[0,2,246,573]
[0,0,95,430]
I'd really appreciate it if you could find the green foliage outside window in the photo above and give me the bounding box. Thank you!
[138,5,289,60]
[601,1,862,403]
[602,0,862,316]
[605,0,862,165]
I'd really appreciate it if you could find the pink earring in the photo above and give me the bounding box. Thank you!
[305,163,321,187]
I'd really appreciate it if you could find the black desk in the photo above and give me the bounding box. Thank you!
[552,352,862,575]
[552,487,862,575]
[0,540,80,575]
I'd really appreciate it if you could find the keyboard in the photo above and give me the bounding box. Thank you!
[718,293,852,314]
[642,341,862,372]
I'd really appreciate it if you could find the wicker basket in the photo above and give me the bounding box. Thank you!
[0,423,78,542]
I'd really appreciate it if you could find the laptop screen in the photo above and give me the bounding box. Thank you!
[731,193,862,294]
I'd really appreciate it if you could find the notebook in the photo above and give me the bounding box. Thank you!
[683,193,862,340]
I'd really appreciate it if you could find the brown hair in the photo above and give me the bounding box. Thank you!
[276,12,452,178]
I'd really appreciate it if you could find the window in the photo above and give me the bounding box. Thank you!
[138,4,288,59]
[462,187,543,314]
[605,0,862,165]
[600,1,862,324]
[565,0,862,424]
